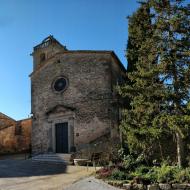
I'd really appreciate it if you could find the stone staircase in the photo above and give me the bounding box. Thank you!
[32,153,73,164]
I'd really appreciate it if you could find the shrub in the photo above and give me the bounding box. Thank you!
[144,167,157,183]
[154,163,176,183]
[133,165,150,176]
[131,164,178,184]
[97,158,190,184]
[109,168,127,180]
[122,154,145,171]
[96,167,112,179]
[174,168,190,183]
[131,165,156,184]
[122,155,135,170]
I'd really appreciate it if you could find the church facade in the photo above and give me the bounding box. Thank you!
[30,36,126,154]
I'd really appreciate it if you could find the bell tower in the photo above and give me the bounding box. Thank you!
[31,35,67,70]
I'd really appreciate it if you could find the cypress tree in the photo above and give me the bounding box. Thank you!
[119,1,165,160]
[119,0,190,166]
[127,2,152,74]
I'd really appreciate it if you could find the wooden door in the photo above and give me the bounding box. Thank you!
[55,122,69,153]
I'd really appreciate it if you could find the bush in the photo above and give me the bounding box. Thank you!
[96,167,112,179]
[154,163,178,183]
[174,167,190,183]
[131,165,156,184]
[122,154,145,171]
[144,167,157,183]
[131,163,179,184]
[130,162,182,184]
[109,168,127,180]
[97,158,190,184]
[133,165,150,176]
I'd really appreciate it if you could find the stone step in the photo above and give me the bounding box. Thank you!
[32,158,66,163]
[33,154,71,158]
[33,154,69,157]
[32,153,73,164]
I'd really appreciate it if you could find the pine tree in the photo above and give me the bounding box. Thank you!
[127,2,152,74]
[119,1,165,160]
[124,2,154,112]
[120,0,190,166]
[149,0,190,167]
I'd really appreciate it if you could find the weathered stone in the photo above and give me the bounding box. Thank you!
[123,183,131,190]
[159,184,171,190]
[147,184,160,190]
[0,112,16,129]
[186,184,190,190]
[31,36,126,155]
[138,184,146,190]
[133,184,146,190]
[0,114,31,154]
[172,184,187,189]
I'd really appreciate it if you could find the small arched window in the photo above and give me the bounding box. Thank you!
[40,53,46,62]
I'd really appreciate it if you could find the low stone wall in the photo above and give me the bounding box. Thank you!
[122,183,190,190]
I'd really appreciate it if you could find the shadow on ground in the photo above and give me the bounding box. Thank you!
[0,160,67,178]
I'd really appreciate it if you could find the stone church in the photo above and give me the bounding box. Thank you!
[30,36,126,155]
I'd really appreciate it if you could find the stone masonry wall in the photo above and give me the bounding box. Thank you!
[31,51,124,154]
[0,112,16,129]
[0,118,31,154]
[122,183,190,190]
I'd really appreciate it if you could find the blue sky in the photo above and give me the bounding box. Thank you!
[0,0,139,120]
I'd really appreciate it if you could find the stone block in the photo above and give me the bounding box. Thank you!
[148,184,160,190]
[138,184,145,190]
[172,184,187,189]
[186,184,190,190]
[159,183,171,190]
[133,184,146,190]
[123,183,131,190]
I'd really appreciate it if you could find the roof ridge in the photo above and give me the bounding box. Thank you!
[30,50,126,77]
[0,112,16,122]
[17,118,32,122]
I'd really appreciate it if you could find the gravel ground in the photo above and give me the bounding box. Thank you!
[0,159,119,190]
[0,160,95,190]
[64,176,122,190]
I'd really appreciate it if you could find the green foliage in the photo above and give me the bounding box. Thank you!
[131,163,190,184]
[119,0,166,159]
[97,161,190,184]
[120,0,190,166]
[131,162,190,184]
[131,165,151,179]
[127,1,152,73]
[118,148,146,171]
[173,168,190,183]
[144,168,157,183]
[133,165,150,176]
[154,164,177,183]
[130,165,157,183]
[122,154,145,171]
[109,169,127,180]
